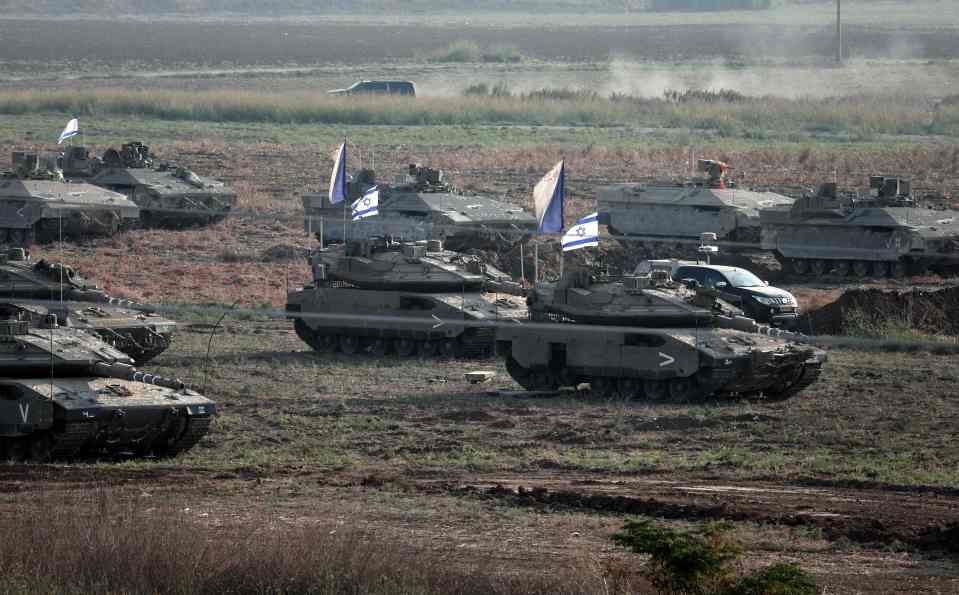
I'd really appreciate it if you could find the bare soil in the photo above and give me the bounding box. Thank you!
[0,17,957,75]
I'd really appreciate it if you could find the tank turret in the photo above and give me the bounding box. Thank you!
[0,248,176,362]
[301,163,536,252]
[496,266,825,401]
[760,176,959,278]
[286,239,527,358]
[0,314,214,460]
[62,141,235,227]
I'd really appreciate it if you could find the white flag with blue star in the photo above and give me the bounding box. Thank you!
[561,212,599,252]
[57,118,79,144]
[352,186,379,220]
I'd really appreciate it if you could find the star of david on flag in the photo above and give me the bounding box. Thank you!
[561,212,599,252]
[352,186,379,220]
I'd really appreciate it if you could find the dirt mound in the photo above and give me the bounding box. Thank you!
[801,285,959,336]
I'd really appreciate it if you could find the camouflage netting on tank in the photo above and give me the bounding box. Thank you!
[801,286,959,337]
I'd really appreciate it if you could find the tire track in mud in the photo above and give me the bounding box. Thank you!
[420,476,959,554]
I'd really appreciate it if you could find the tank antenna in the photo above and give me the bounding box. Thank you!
[201,298,240,395]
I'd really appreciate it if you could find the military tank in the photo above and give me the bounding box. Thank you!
[286,238,527,358]
[0,313,214,461]
[760,176,959,278]
[495,267,825,400]
[301,164,536,251]
[597,159,793,254]
[0,151,139,244]
[0,248,175,362]
[61,142,236,227]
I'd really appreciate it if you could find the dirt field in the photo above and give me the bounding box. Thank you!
[1,6,958,592]
[3,320,957,593]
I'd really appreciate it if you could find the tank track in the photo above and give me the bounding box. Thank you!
[162,416,213,456]
[503,356,822,403]
[0,414,212,462]
[295,323,497,360]
[761,360,823,401]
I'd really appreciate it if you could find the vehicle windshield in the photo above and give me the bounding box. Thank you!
[724,269,764,288]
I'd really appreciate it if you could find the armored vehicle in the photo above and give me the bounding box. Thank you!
[0,248,174,362]
[0,152,138,244]
[597,159,793,253]
[302,164,536,251]
[286,239,527,358]
[495,267,825,400]
[760,176,959,278]
[61,142,236,227]
[0,312,214,461]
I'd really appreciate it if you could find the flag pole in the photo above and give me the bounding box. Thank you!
[533,241,538,284]
[520,242,525,284]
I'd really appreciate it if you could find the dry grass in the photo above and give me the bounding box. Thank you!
[1,86,956,137]
[0,488,610,595]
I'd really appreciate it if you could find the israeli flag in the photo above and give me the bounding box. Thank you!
[328,141,347,204]
[533,160,564,234]
[57,118,79,144]
[561,212,599,252]
[352,186,379,220]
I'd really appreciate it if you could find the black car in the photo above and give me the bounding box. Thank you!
[327,80,416,96]
[672,264,800,328]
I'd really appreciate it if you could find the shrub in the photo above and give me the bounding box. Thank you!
[731,563,819,595]
[613,519,741,594]
[612,518,817,595]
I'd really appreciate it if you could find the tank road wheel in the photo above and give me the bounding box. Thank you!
[5,437,27,462]
[589,377,617,399]
[315,334,338,353]
[872,261,890,278]
[339,335,361,355]
[891,261,907,278]
[28,433,54,462]
[370,339,391,356]
[668,377,698,401]
[617,378,643,400]
[643,379,669,401]
[852,260,870,278]
[417,340,438,357]
[790,259,809,276]
[833,260,850,277]
[809,259,827,278]
[394,338,416,357]
[439,339,461,359]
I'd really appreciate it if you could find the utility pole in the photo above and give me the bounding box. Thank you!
[836,0,843,64]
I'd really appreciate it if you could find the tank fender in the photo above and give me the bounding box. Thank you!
[0,394,54,435]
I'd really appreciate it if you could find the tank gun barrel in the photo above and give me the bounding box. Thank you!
[91,362,186,390]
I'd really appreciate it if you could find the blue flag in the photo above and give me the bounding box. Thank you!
[328,141,347,205]
[561,212,599,252]
[533,160,564,234]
